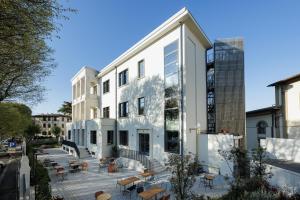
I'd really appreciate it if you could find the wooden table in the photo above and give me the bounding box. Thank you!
[117,176,140,191]
[139,171,155,180]
[54,165,64,171]
[96,193,111,200]
[138,186,165,200]
[204,174,215,188]
[56,170,66,181]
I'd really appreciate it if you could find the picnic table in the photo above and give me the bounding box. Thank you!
[117,176,140,191]
[139,171,155,180]
[204,174,216,188]
[96,193,112,200]
[54,165,64,171]
[56,170,66,181]
[138,186,165,200]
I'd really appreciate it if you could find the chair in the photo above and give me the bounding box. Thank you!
[81,162,88,171]
[95,191,104,199]
[123,185,136,199]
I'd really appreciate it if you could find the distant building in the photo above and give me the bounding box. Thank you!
[32,114,71,138]
[246,73,300,150]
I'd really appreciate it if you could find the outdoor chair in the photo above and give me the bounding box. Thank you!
[123,184,136,199]
[94,191,104,199]
[81,162,88,171]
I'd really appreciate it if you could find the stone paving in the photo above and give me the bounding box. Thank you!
[38,148,230,200]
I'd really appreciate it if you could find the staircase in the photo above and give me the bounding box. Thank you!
[150,159,166,174]
[78,147,91,159]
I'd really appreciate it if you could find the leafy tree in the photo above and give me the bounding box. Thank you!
[251,147,272,184]
[57,101,72,116]
[51,126,61,142]
[24,123,41,144]
[0,0,75,103]
[168,154,196,200]
[0,102,32,139]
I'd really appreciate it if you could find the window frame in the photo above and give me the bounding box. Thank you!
[103,80,110,94]
[138,97,145,115]
[103,106,110,118]
[107,130,114,145]
[119,101,129,118]
[119,130,128,146]
[138,59,145,79]
[118,69,128,87]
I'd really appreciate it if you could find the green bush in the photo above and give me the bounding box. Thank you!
[35,161,51,200]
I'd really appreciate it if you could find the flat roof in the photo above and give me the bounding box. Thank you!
[32,113,71,117]
[246,106,281,116]
[268,73,300,87]
[97,7,212,77]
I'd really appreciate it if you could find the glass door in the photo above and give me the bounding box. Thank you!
[139,133,149,155]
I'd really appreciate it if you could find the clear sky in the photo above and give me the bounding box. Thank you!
[32,0,300,114]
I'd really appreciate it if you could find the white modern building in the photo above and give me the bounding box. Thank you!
[246,73,300,150]
[65,8,245,170]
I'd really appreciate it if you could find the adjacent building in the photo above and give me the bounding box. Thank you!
[32,113,71,138]
[246,73,300,150]
[66,8,245,163]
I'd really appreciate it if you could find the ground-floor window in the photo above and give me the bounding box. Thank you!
[119,130,128,146]
[107,130,114,145]
[68,130,71,140]
[90,130,97,144]
[165,131,179,153]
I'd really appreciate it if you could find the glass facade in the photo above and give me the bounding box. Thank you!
[164,40,179,153]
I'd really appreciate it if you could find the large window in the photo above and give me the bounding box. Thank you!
[119,131,128,146]
[90,130,97,144]
[103,107,110,118]
[107,130,114,145]
[103,80,110,94]
[164,40,180,153]
[119,69,128,86]
[138,97,145,115]
[138,60,145,78]
[119,101,128,117]
[165,131,179,153]
[68,130,71,140]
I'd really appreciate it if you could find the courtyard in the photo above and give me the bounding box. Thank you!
[38,148,230,200]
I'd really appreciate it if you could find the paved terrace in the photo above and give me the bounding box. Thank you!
[38,148,230,200]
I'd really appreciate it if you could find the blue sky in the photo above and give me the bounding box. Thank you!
[32,0,300,114]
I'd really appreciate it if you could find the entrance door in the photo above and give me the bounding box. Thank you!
[139,133,149,155]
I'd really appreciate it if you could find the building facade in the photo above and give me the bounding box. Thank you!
[246,73,300,150]
[32,114,71,138]
[66,8,245,163]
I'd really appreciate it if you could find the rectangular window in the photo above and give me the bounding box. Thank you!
[68,130,71,140]
[164,40,180,153]
[43,123,46,128]
[165,131,179,153]
[54,117,57,121]
[138,97,145,115]
[62,124,64,128]
[107,130,114,145]
[119,131,128,146]
[92,85,97,95]
[103,80,109,94]
[48,117,51,121]
[138,60,145,78]
[62,131,64,135]
[54,124,57,127]
[103,107,110,118]
[62,117,64,121]
[48,124,51,128]
[90,130,97,144]
[119,102,129,117]
[119,69,128,86]
[43,117,47,121]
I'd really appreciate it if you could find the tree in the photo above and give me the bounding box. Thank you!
[0,1,75,103]
[0,102,32,139]
[168,154,196,200]
[24,123,41,144]
[57,101,72,116]
[51,126,61,142]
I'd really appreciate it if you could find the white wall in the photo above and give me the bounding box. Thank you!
[261,137,300,162]
[184,24,207,156]
[199,134,234,177]
[285,80,300,139]
[268,164,300,194]
[246,114,273,150]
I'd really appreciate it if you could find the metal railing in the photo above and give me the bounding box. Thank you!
[62,140,80,158]
[119,148,151,170]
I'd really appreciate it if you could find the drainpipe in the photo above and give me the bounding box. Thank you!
[114,66,118,146]
[179,22,184,158]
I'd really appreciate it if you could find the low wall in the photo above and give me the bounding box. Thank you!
[261,138,300,162]
[268,164,300,194]
[199,134,234,177]
[62,145,78,158]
